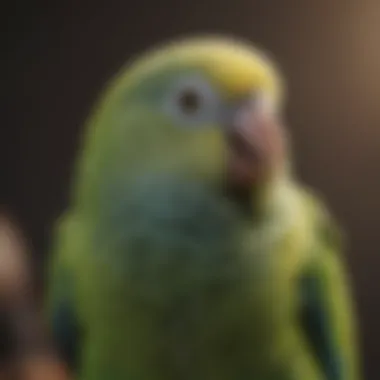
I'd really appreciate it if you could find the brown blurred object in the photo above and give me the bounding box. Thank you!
[0,215,70,380]
[17,356,70,380]
[0,215,31,303]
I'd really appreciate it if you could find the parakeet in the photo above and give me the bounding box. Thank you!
[46,36,361,380]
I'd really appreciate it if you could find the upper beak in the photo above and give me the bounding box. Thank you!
[224,95,284,188]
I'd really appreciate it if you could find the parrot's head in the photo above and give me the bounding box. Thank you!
[75,36,288,212]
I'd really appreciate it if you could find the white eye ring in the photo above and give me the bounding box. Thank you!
[164,74,220,126]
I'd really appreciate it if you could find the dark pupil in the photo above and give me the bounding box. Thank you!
[178,89,201,114]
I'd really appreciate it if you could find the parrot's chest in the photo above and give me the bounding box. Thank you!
[82,228,305,380]
[79,181,313,380]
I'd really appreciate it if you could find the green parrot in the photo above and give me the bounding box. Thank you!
[46,36,361,380]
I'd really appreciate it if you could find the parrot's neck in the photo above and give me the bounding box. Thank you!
[223,155,293,221]
[224,174,289,223]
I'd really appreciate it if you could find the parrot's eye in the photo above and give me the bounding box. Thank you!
[177,88,202,115]
[164,74,220,127]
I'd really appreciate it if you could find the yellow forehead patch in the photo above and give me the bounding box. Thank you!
[172,39,283,101]
[125,36,284,104]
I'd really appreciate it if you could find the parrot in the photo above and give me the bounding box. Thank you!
[46,36,362,380]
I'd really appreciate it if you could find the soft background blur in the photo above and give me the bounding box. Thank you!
[2,0,380,378]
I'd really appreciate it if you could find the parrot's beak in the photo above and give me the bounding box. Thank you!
[224,95,284,192]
